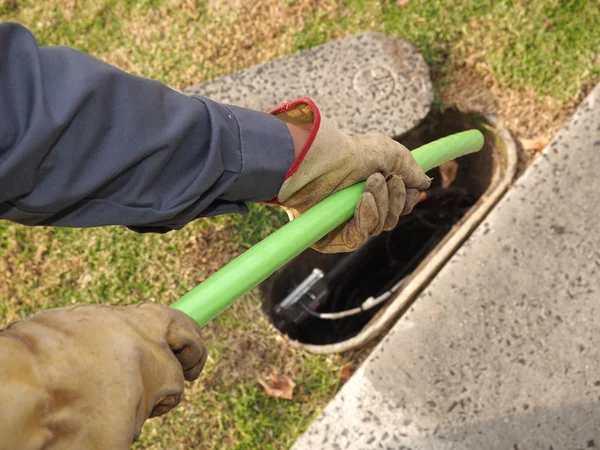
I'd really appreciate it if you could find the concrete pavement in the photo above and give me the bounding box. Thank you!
[293,85,600,450]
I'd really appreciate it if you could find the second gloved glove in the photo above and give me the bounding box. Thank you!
[271,98,431,253]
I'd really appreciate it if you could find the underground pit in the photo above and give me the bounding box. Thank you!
[260,110,516,352]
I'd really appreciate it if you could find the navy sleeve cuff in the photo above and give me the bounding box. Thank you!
[218,104,295,203]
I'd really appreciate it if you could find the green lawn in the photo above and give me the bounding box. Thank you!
[1,0,598,448]
[295,0,599,102]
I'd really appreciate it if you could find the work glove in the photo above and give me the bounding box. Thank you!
[0,302,206,450]
[271,98,431,253]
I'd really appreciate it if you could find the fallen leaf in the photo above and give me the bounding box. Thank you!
[439,160,459,188]
[339,363,354,382]
[396,0,409,7]
[520,136,549,152]
[258,372,296,400]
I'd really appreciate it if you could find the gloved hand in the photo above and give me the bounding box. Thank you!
[271,98,431,253]
[0,302,206,450]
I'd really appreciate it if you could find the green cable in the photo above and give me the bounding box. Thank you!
[171,130,484,326]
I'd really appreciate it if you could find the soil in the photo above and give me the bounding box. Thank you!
[439,60,589,175]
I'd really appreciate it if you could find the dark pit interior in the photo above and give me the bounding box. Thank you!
[260,110,498,345]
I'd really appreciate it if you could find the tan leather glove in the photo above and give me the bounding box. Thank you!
[0,303,206,450]
[271,98,431,253]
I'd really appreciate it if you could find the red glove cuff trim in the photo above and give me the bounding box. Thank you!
[269,97,321,181]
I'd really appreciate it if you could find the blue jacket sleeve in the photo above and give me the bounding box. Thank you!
[0,23,294,231]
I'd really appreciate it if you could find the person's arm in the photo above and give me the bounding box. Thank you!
[0,22,427,251]
[0,22,430,450]
[0,22,295,231]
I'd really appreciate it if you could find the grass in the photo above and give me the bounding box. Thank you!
[292,0,599,137]
[1,0,599,448]
[136,351,344,449]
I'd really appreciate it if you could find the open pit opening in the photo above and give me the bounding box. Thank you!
[260,110,501,346]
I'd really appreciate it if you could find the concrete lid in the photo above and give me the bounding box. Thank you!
[292,85,600,449]
[185,33,433,136]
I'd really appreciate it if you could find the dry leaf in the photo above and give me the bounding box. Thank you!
[439,160,459,188]
[520,136,549,152]
[258,372,296,400]
[339,363,354,382]
[396,0,409,7]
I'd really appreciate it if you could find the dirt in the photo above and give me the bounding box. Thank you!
[179,221,241,283]
[439,58,587,175]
